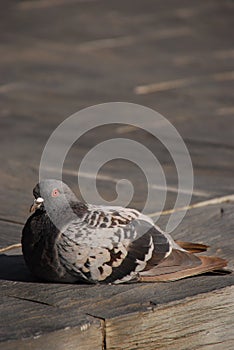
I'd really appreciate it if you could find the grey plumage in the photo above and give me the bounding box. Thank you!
[22,179,227,284]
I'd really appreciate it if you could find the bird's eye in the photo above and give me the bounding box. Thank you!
[51,189,60,197]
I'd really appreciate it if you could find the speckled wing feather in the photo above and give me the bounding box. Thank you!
[56,205,171,284]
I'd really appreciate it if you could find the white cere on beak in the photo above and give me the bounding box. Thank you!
[30,197,44,213]
[35,197,44,205]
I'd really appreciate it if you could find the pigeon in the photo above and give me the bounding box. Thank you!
[22,179,227,284]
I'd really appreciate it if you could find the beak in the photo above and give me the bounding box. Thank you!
[30,197,44,213]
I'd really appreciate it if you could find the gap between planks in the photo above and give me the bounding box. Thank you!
[0,193,234,253]
[148,193,234,217]
[87,313,107,350]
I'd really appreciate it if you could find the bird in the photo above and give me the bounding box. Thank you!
[22,179,227,284]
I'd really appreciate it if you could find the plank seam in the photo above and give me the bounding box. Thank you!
[6,294,56,307]
[0,217,24,226]
[87,313,107,350]
[148,194,234,217]
[134,71,234,95]
[183,137,234,151]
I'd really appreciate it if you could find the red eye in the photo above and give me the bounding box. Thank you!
[51,189,60,197]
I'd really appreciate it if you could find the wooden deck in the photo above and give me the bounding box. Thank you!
[0,0,234,349]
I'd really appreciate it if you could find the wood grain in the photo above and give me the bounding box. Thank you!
[2,317,103,350]
[106,286,234,350]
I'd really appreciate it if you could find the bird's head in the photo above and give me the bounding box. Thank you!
[30,179,78,214]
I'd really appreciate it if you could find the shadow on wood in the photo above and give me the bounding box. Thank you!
[0,254,34,282]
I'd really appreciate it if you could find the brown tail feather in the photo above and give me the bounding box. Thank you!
[175,241,209,253]
[139,249,227,282]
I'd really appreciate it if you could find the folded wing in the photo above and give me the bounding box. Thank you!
[57,204,227,284]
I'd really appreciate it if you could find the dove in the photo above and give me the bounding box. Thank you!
[22,179,227,284]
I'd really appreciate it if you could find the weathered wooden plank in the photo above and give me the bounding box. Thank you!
[0,1,233,139]
[2,322,103,350]
[0,131,234,225]
[0,243,103,348]
[1,269,234,319]
[0,221,23,248]
[105,286,234,350]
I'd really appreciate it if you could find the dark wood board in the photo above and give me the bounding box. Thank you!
[0,0,233,143]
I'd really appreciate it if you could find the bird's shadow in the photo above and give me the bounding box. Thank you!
[0,254,232,284]
[0,254,92,285]
[0,254,36,282]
